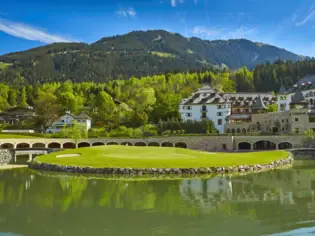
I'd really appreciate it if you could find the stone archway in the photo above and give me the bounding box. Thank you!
[175,142,187,148]
[0,143,14,149]
[92,142,105,146]
[162,142,173,147]
[48,142,61,149]
[253,140,276,150]
[32,143,46,149]
[107,142,119,145]
[238,142,251,150]
[278,142,293,150]
[134,142,147,146]
[121,142,133,146]
[16,143,30,149]
[63,142,76,149]
[148,142,160,147]
[78,142,90,148]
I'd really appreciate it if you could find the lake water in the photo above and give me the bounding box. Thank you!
[1,162,315,236]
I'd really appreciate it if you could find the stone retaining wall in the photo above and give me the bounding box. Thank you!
[28,156,293,175]
[0,150,13,165]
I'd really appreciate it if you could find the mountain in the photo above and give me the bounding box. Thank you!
[0,30,306,84]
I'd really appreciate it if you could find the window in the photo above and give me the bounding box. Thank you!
[222,144,227,150]
[187,106,192,110]
[282,120,284,123]
[218,119,222,126]
[61,120,64,123]
[186,113,192,117]
[201,113,207,119]
[228,105,231,108]
[201,105,207,112]
[295,117,299,122]
[217,105,222,109]
[217,112,223,116]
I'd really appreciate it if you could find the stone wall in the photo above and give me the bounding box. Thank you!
[28,156,293,175]
[0,150,12,165]
[0,135,306,152]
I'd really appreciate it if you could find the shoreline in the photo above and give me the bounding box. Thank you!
[28,155,293,175]
[0,164,28,170]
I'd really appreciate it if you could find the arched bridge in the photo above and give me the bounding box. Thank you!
[0,135,306,154]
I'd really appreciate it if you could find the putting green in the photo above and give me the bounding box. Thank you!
[35,146,290,168]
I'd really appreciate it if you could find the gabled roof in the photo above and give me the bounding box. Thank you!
[250,96,266,110]
[61,112,91,120]
[290,88,308,104]
[75,112,91,120]
[278,85,286,94]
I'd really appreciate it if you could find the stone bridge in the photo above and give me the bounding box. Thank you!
[0,135,306,152]
[235,136,305,151]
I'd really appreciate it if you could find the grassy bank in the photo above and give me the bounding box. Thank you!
[0,134,43,139]
[35,146,290,168]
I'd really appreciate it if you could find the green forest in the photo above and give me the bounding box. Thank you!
[0,59,314,136]
[0,30,304,85]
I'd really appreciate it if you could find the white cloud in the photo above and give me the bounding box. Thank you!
[191,25,256,40]
[0,18,72,43]
[296,10,315,26]
[192,26,220,37]
[227,26,256,39]
[116,8,137,17]
[170,0,184,7]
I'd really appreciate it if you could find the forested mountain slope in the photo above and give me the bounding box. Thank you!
[0,30,305,84]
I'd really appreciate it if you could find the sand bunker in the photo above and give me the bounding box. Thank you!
[56,154,81,158]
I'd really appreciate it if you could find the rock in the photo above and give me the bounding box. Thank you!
[0,150,13,166]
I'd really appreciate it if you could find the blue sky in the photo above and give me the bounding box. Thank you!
[1,0,315,56]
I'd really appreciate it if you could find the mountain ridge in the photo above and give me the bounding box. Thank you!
[0,30,308,84]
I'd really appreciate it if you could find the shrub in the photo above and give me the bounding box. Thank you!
[133,128,143,138]
[162,130,171,136]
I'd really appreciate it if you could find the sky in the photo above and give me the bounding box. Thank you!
[1,0,315,56]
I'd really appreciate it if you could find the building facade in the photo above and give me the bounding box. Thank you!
[46,112,91,134]
[179,86,276,133]
[277,75,315,112]
[0,107,36,125]
[226,75,315,135]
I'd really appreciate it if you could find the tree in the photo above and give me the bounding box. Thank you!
[18,87,28,107]
[267,104,278,112]
[303,129,315,147]
[34,93,62,131]
[61,121,88,146]
[58,92,79,113]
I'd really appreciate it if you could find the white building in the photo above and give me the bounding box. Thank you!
[179,86,231,133]
[179,86,275,133]
[46,111,91,134]
[277,75,315,112]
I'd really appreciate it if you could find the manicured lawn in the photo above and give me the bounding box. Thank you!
[0,134,42,139]
[35,146,290,168]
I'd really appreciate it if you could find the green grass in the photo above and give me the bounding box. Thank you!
[0,134,43,139]
[35,146,289,168]
[151,51,176,58]
[0,62,13,70]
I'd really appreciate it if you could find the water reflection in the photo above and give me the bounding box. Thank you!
[0,162,315,235]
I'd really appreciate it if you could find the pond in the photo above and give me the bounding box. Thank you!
[0,162,315,236]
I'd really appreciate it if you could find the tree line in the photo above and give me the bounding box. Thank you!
[0,59,315,133]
